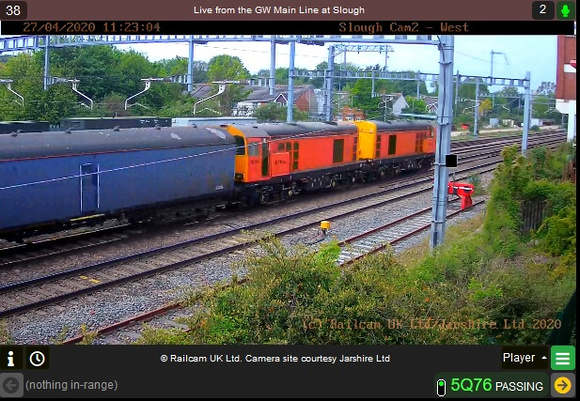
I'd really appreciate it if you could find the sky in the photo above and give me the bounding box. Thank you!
[115,36,558,92]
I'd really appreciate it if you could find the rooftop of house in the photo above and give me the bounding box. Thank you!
[241,85,315,103]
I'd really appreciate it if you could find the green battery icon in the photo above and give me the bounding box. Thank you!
[437,378,447,397]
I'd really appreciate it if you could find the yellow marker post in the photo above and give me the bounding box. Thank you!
[320,221,331,235]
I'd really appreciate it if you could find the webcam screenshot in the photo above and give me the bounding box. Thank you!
[0,0,576,397]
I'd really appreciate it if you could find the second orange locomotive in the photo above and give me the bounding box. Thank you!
[225,120,435,205]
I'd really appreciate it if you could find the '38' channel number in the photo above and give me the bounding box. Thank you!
[0,1,27,19]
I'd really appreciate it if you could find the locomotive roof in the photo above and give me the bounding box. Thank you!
[371,120,434,131]
[0,126,235,161]
[228,122,358,139]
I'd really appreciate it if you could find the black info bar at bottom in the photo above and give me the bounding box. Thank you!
[0,345,571,398]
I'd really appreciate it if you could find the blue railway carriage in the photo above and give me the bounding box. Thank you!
[0,125,236,239]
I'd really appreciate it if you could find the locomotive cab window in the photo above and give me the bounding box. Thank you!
[235,136,246,155]
[248,142,260,157]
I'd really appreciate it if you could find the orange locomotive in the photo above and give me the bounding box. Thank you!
[224,120,435,205]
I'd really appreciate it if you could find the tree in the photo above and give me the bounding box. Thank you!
[334,62,363,90]
[207,55,250,81]
[402,97,428,114]
[253,67,311,87]
[491,87,523,118]
[1,52,46,121]
[389,71,429,97]
[457,82,490,100]
[533,95,557,119]
[536,81,556,97]
[41,46,125,100]
[479,98,492,116]
[155,58,208,84]
[253,103,309,122]
[1,45,204,121]
[309,61,328,89]
[206,55,251,115]
[347,78,394,120]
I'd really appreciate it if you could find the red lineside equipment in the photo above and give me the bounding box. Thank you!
[448,182,475,209]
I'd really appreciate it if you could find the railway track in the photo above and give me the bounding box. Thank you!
[337,199,485,265]
[0,130,565,269]
[0,132,567,344]
[0,225,132,266]
[0,132,566,321]
[0,169,483,320]
[64,199,487,345]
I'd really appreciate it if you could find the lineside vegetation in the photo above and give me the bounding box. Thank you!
[138,143,575,345]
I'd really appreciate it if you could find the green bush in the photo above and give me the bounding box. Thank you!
[137,142,575,346]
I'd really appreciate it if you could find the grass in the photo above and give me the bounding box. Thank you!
[0,320,14,345]
[136,206,574,345]
[396,213,485,268]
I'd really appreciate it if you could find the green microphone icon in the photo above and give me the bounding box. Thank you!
[557,2,575,19]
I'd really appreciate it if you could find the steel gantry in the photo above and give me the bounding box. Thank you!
[0,34,435,93]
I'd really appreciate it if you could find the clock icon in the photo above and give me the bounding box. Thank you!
[29,351,45,367]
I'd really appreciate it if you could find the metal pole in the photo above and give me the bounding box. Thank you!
[269,37,276,96]
[490,51,496,112]
[454,71,460,116]
[430,35,454,250]
[522,71,531,155]
[416,75,420,99]
[187,37,194,93]
[43,35,50,90]
[325,45,335,121]
[474,79,480,137]
[383,99,387,121]
[287,40,295,123]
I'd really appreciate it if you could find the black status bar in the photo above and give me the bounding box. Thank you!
[0,345,569,398]
[0,20,575,35]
